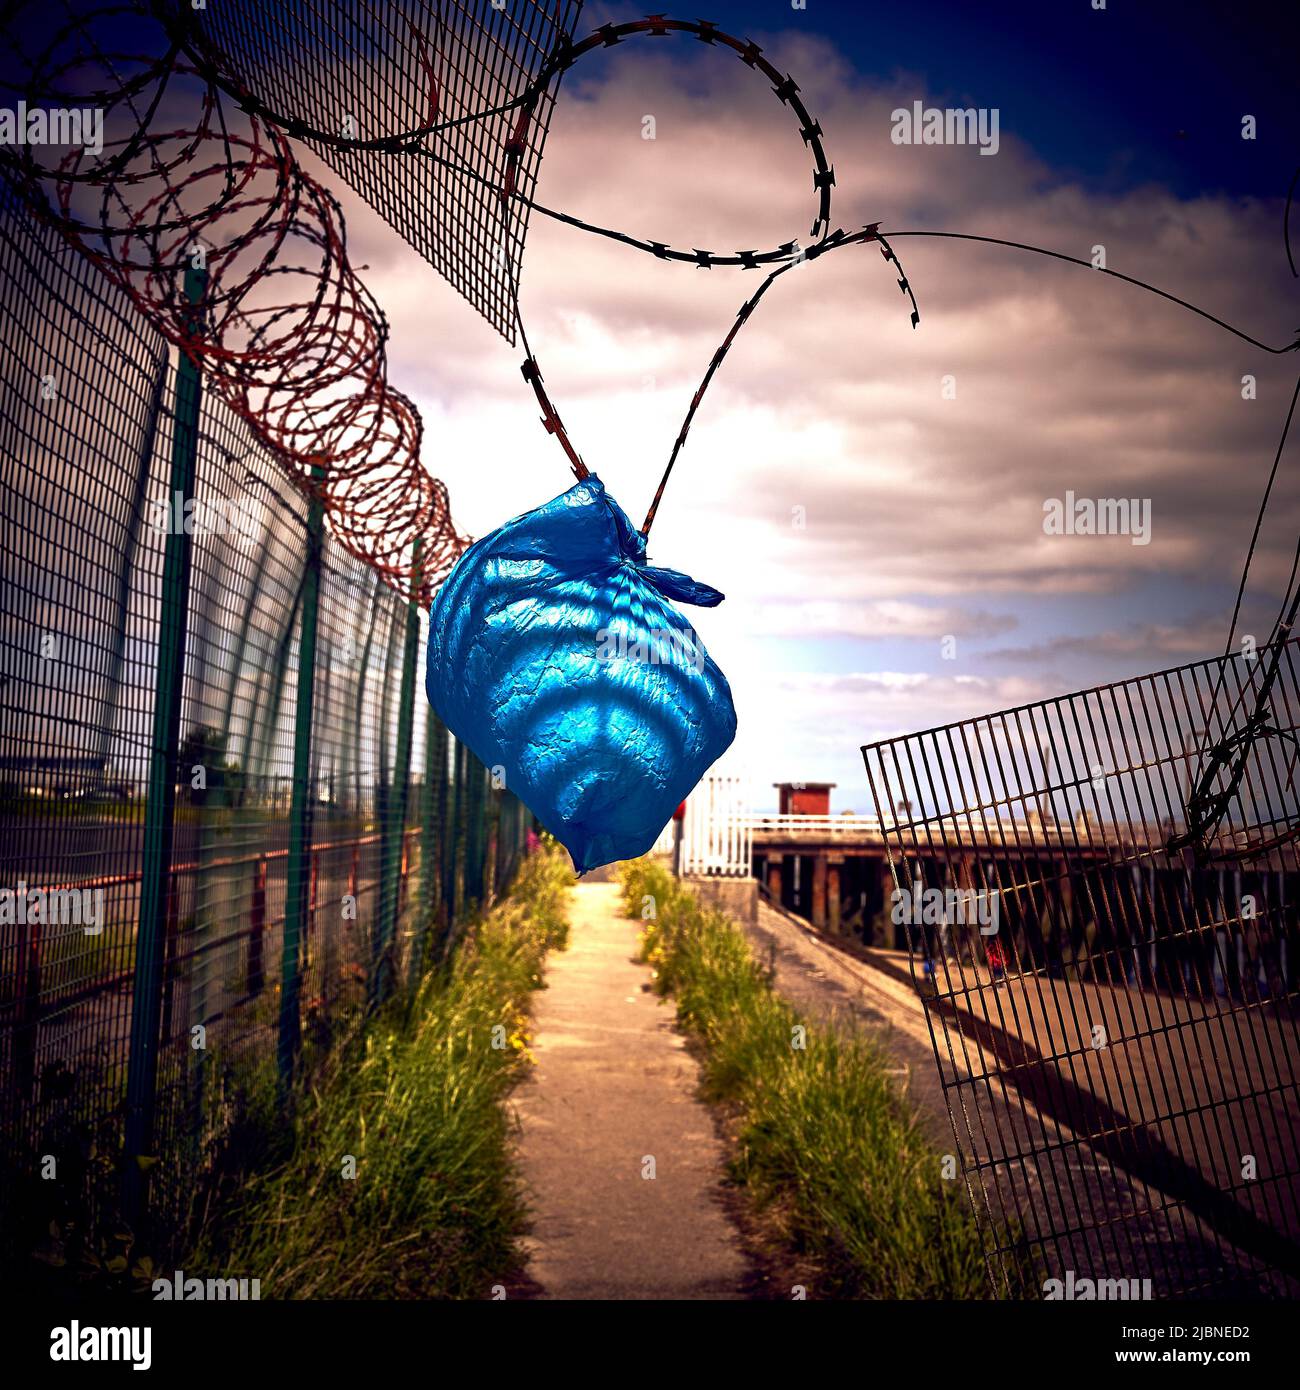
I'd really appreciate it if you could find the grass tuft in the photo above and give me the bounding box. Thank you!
[187,838,573,1299]
[623,858,1010,1299]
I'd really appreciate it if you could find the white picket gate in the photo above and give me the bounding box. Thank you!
[679,772,752,877]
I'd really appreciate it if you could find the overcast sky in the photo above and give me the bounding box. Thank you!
[312,0,1300,813]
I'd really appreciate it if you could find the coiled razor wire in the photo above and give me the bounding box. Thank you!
[0,0,470,603]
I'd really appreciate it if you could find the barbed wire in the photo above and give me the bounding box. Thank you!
[470,14,1299,536]
[482,14,920,535]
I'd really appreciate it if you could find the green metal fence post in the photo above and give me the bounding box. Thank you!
[485,771,501,905]
[464,757,488,912]
[373,540,421,1008]
[277,462,325,1092]
[432,721,453,959]
[413,704,447,982]
[122,263,205,1232]
[445,737,468,939]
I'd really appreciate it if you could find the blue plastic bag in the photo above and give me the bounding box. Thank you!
[426,474,736,873]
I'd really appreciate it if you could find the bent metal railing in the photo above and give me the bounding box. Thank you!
[862,641,1300,1299]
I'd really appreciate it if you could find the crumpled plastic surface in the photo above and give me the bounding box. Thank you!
[426,474,736,873]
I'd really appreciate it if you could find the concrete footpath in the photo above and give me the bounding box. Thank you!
[512,882,749,1299]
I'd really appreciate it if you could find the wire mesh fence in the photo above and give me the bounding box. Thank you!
[862,644,1300,1299]
[182,0,583,343]
[0,171,529,1269]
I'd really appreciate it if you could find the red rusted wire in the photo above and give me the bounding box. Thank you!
[0,1,466,603]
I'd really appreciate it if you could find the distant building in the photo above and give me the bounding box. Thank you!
[774,781,835,817]
[0,753,129,799]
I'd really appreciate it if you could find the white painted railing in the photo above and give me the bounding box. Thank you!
[745,813,886,836]
[744,810,1169,849]
[663,802,1168,874]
